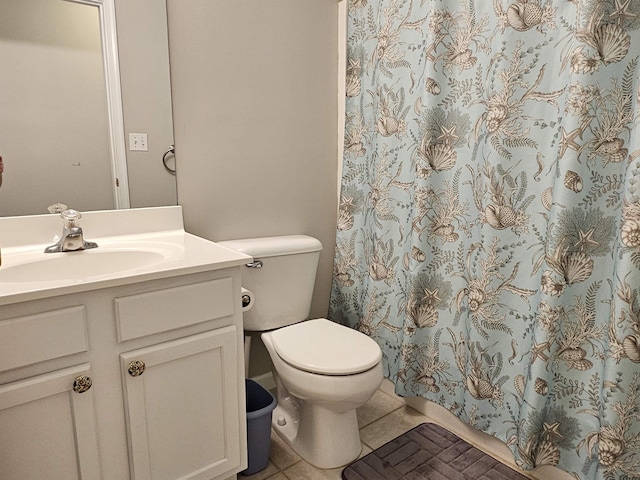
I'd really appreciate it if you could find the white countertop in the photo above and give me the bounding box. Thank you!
[0,206,251,306]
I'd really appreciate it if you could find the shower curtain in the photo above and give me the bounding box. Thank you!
[330,1,640,478]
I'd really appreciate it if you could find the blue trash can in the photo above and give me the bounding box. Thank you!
[241,379,277,476]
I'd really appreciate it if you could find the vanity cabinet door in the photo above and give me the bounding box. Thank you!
[0,364,101,480]
[120,326,242,480]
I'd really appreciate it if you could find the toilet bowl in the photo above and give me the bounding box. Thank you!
[262,318,382,468]
[217,235,383,469]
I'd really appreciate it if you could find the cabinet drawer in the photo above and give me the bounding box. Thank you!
[115,277,235,342]
[0,306,88,373]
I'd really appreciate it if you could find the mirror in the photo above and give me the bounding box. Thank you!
[0,0,176,217]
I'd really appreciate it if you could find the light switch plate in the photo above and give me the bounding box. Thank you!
[129,133,148,151]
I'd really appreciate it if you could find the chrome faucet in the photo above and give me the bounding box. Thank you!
[44,209,98,253]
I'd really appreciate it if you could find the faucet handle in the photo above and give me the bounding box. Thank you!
[47,203,68,214]
[61,209,82,228]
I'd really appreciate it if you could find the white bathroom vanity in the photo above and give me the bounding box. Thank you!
[0,206,250,480]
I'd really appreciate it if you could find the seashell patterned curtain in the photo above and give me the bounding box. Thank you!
[330,1,640,478]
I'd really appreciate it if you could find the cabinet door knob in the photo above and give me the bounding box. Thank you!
[72,375,93,394]
[128,360,146,377]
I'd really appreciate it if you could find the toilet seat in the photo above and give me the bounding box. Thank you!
[270,318,382,375]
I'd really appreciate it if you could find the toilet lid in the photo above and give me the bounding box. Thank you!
[270,318,382,375]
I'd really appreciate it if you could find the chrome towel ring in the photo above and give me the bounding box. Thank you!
[162,145,176,174]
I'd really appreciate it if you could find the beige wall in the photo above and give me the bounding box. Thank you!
[167,0,340,376]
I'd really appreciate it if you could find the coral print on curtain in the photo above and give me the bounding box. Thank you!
[330,1,640,479]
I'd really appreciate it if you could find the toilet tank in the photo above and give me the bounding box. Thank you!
[217,235,323,331]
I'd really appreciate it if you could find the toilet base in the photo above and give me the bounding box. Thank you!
[271,394,362,469]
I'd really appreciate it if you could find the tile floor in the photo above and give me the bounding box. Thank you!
[241,388,431,480]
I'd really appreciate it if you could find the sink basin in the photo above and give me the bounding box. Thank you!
[0,248,170,283]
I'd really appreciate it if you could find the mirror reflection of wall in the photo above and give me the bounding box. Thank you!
[0,0,177,218]
[0,0,114,216]
[114,0,177,210]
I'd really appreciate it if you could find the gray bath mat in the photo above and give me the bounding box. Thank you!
[342,422,530,480]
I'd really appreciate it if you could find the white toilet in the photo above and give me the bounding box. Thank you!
[218,235,383,469]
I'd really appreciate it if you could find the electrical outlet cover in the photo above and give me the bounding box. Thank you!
[129,133,148,151]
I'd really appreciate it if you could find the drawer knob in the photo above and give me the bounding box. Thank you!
[128,360,146,377]
[72,375,93,394]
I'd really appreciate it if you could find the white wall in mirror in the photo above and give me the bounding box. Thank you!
[114,0,177,210]
[0,0,118,216]
[0,0,177,217]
